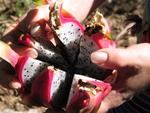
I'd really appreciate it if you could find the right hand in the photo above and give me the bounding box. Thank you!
[91,43,150,113]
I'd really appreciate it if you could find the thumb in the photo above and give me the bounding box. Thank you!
[91,48,135,69]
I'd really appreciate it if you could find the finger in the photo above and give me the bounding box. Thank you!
[91,48,137,69]
[11,44,38,58]
[19,48,38,58]
[104,70,118,84]
[9,78,22,89]
[98,90,125,113]
[97,101,109,113]
[3,5,50,43]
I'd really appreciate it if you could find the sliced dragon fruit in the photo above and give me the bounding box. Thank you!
[76,33,116,79]
[30,66,72,108]
[0,41,48,86]
[16,56,48,85]
[53,4,84,65]
[66,74,111,113]
[18,34,69,70]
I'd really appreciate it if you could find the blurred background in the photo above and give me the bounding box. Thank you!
[0,0,34,37]
[0,0,145,113]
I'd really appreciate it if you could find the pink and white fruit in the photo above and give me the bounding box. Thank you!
[30,66,69,108]
[76,32,116,78]
[0,41,48,86]
[66,74,111,113]
[18,34,69,69]
[55,5,84,64]
[16,56,48,85]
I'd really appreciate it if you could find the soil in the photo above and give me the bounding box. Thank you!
[0,0,145,113]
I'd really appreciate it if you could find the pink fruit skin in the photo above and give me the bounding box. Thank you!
[30,68,53,106]
[18,34,33,47]
[59,4,85,33]
[66,80,111,113]
[66,89,90,113]
[15,56,29,85]
[92,33,116,49]
[89,81,112,113]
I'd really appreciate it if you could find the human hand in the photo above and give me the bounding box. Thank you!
[1,0,106,112]
[2,4,51,89]
[91,43,150,113]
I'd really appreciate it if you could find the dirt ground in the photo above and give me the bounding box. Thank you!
[0,0,145,113]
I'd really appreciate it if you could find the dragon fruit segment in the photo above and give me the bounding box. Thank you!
[0,41,49,86]
[76,32,116,78]
[0,41,19,67]
[66,74,111,113]
[78,33,116,65]
[55,4,85,64]
[18,34,69,69]
[30,66,68,108]
[76,35,103,78]
[16,56,48,85]
[57,22,83,65]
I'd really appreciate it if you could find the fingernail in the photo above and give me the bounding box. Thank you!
[10,81,22,89]
[91,51,108,64]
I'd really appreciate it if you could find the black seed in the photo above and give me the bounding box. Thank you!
[63,37,66,40]
[24,68,27,71]
[71,24,74,26]
[30,65,33,67]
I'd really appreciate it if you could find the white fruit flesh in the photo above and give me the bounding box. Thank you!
[58,22,82,63]
[22,58,48,84]
[50,69,67,98]
[67,74,100,107]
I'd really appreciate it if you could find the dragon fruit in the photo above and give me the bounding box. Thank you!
[76,11,116,79]
[0,2,116,112]
[0,41,48,86]
[54,5,84,65]
[18,34,69,70]
[30,66,72,108]
[66,74,112,113]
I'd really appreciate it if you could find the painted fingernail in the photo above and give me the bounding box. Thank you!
[91,51,108,64]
